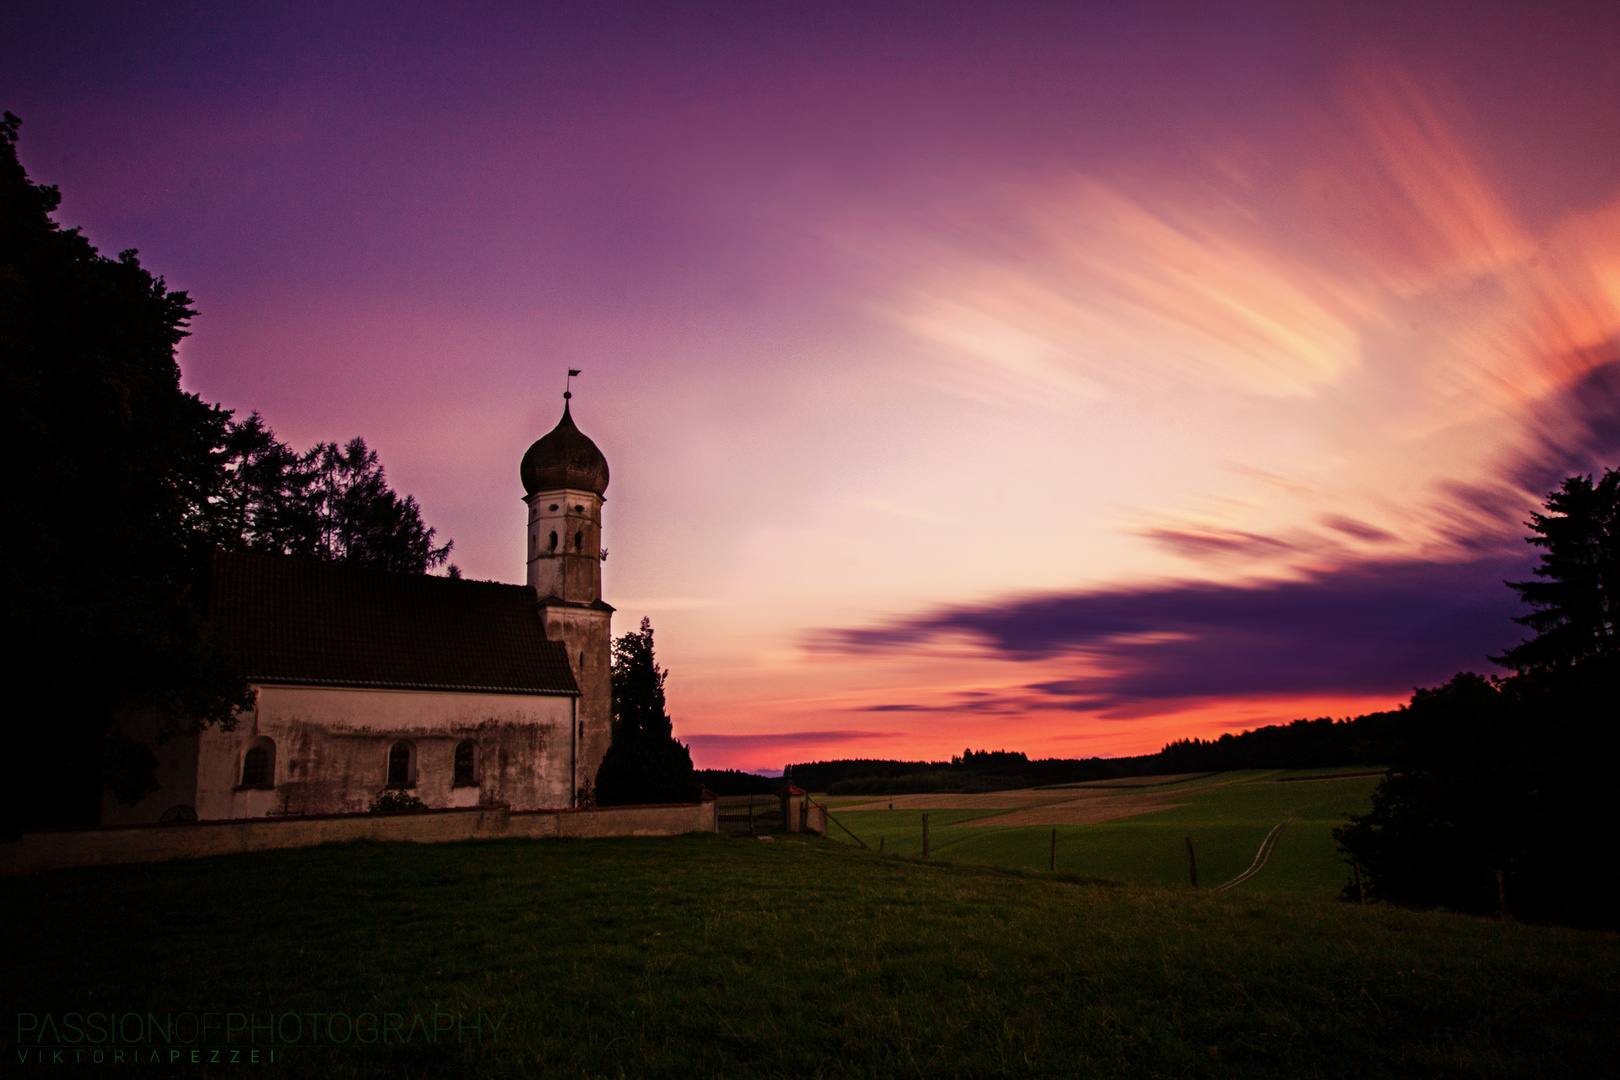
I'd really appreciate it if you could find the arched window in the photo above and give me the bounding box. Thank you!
[573,530,583,551]
[240,738,276,789]
[387,741,414,787]
[453,741,477,787]
[548,530,558,552]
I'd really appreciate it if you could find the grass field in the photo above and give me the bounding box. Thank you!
[822,770,1381,897]
[4,832,1617,1078]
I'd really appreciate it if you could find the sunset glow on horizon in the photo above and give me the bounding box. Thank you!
[6,2,1618,771]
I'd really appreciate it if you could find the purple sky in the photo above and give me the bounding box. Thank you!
[6,2,1619,769]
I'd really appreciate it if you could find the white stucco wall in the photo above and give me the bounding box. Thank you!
[189,684,578,821]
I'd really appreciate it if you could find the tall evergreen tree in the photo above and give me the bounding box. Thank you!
[214,412,315,556]
[1493,469,1619,673]
[594,618,699,806]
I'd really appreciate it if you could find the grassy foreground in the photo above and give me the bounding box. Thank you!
[3,834,1617,1078]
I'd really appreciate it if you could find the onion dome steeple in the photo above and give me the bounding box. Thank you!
[520,397,609,497]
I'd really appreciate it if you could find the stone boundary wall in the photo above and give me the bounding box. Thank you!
[0,800,719,877]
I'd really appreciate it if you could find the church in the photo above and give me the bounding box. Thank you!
[103,397,615,824]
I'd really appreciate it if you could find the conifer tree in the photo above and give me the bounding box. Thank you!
[594,619,699,806]
[215,415,453,574]
[1493,469,1619,673]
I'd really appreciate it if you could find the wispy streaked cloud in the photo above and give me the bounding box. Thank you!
[839,71,1620,578]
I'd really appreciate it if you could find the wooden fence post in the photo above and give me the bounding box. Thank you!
[748,797,755,836]
[1050,827,1057,871]
[922,814,930,858]
[1352,860,1366,904]
[1185,836,1198,888]
[879,836,885,854]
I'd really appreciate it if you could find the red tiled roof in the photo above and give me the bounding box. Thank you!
[209,550,580,695]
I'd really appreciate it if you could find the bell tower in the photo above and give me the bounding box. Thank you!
[520,389,613,802]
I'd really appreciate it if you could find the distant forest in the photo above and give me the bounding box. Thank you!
[695,769,784,796]
[786,711,1402,794]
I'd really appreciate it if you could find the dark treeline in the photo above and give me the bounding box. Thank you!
[694,769,782,796]
[788,715,1399,795]
[1156,712,1402,772]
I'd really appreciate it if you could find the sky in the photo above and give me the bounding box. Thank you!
[5,2,1619,772]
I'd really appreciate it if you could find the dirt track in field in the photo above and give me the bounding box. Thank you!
[834,774,1224,814]
[962,789,1206,826]
[835,782,1222,826]
[1042,772,1215,790]
[835,789,1107,813]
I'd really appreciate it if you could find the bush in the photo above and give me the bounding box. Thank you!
[1336,665,1619,927]
[368,790,427,814]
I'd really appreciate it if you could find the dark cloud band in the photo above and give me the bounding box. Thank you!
[817,554,1534,709]
[680,730,907,749]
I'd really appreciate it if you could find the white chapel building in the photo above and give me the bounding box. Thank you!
[104,399,615,824]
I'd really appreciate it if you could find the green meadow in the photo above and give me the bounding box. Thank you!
[4,830,1617,1078]
[823,770,1382,897]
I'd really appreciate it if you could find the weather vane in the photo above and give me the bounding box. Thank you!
[565,368,580,400]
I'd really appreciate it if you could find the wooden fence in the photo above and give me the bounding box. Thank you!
[714,788,824,836]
